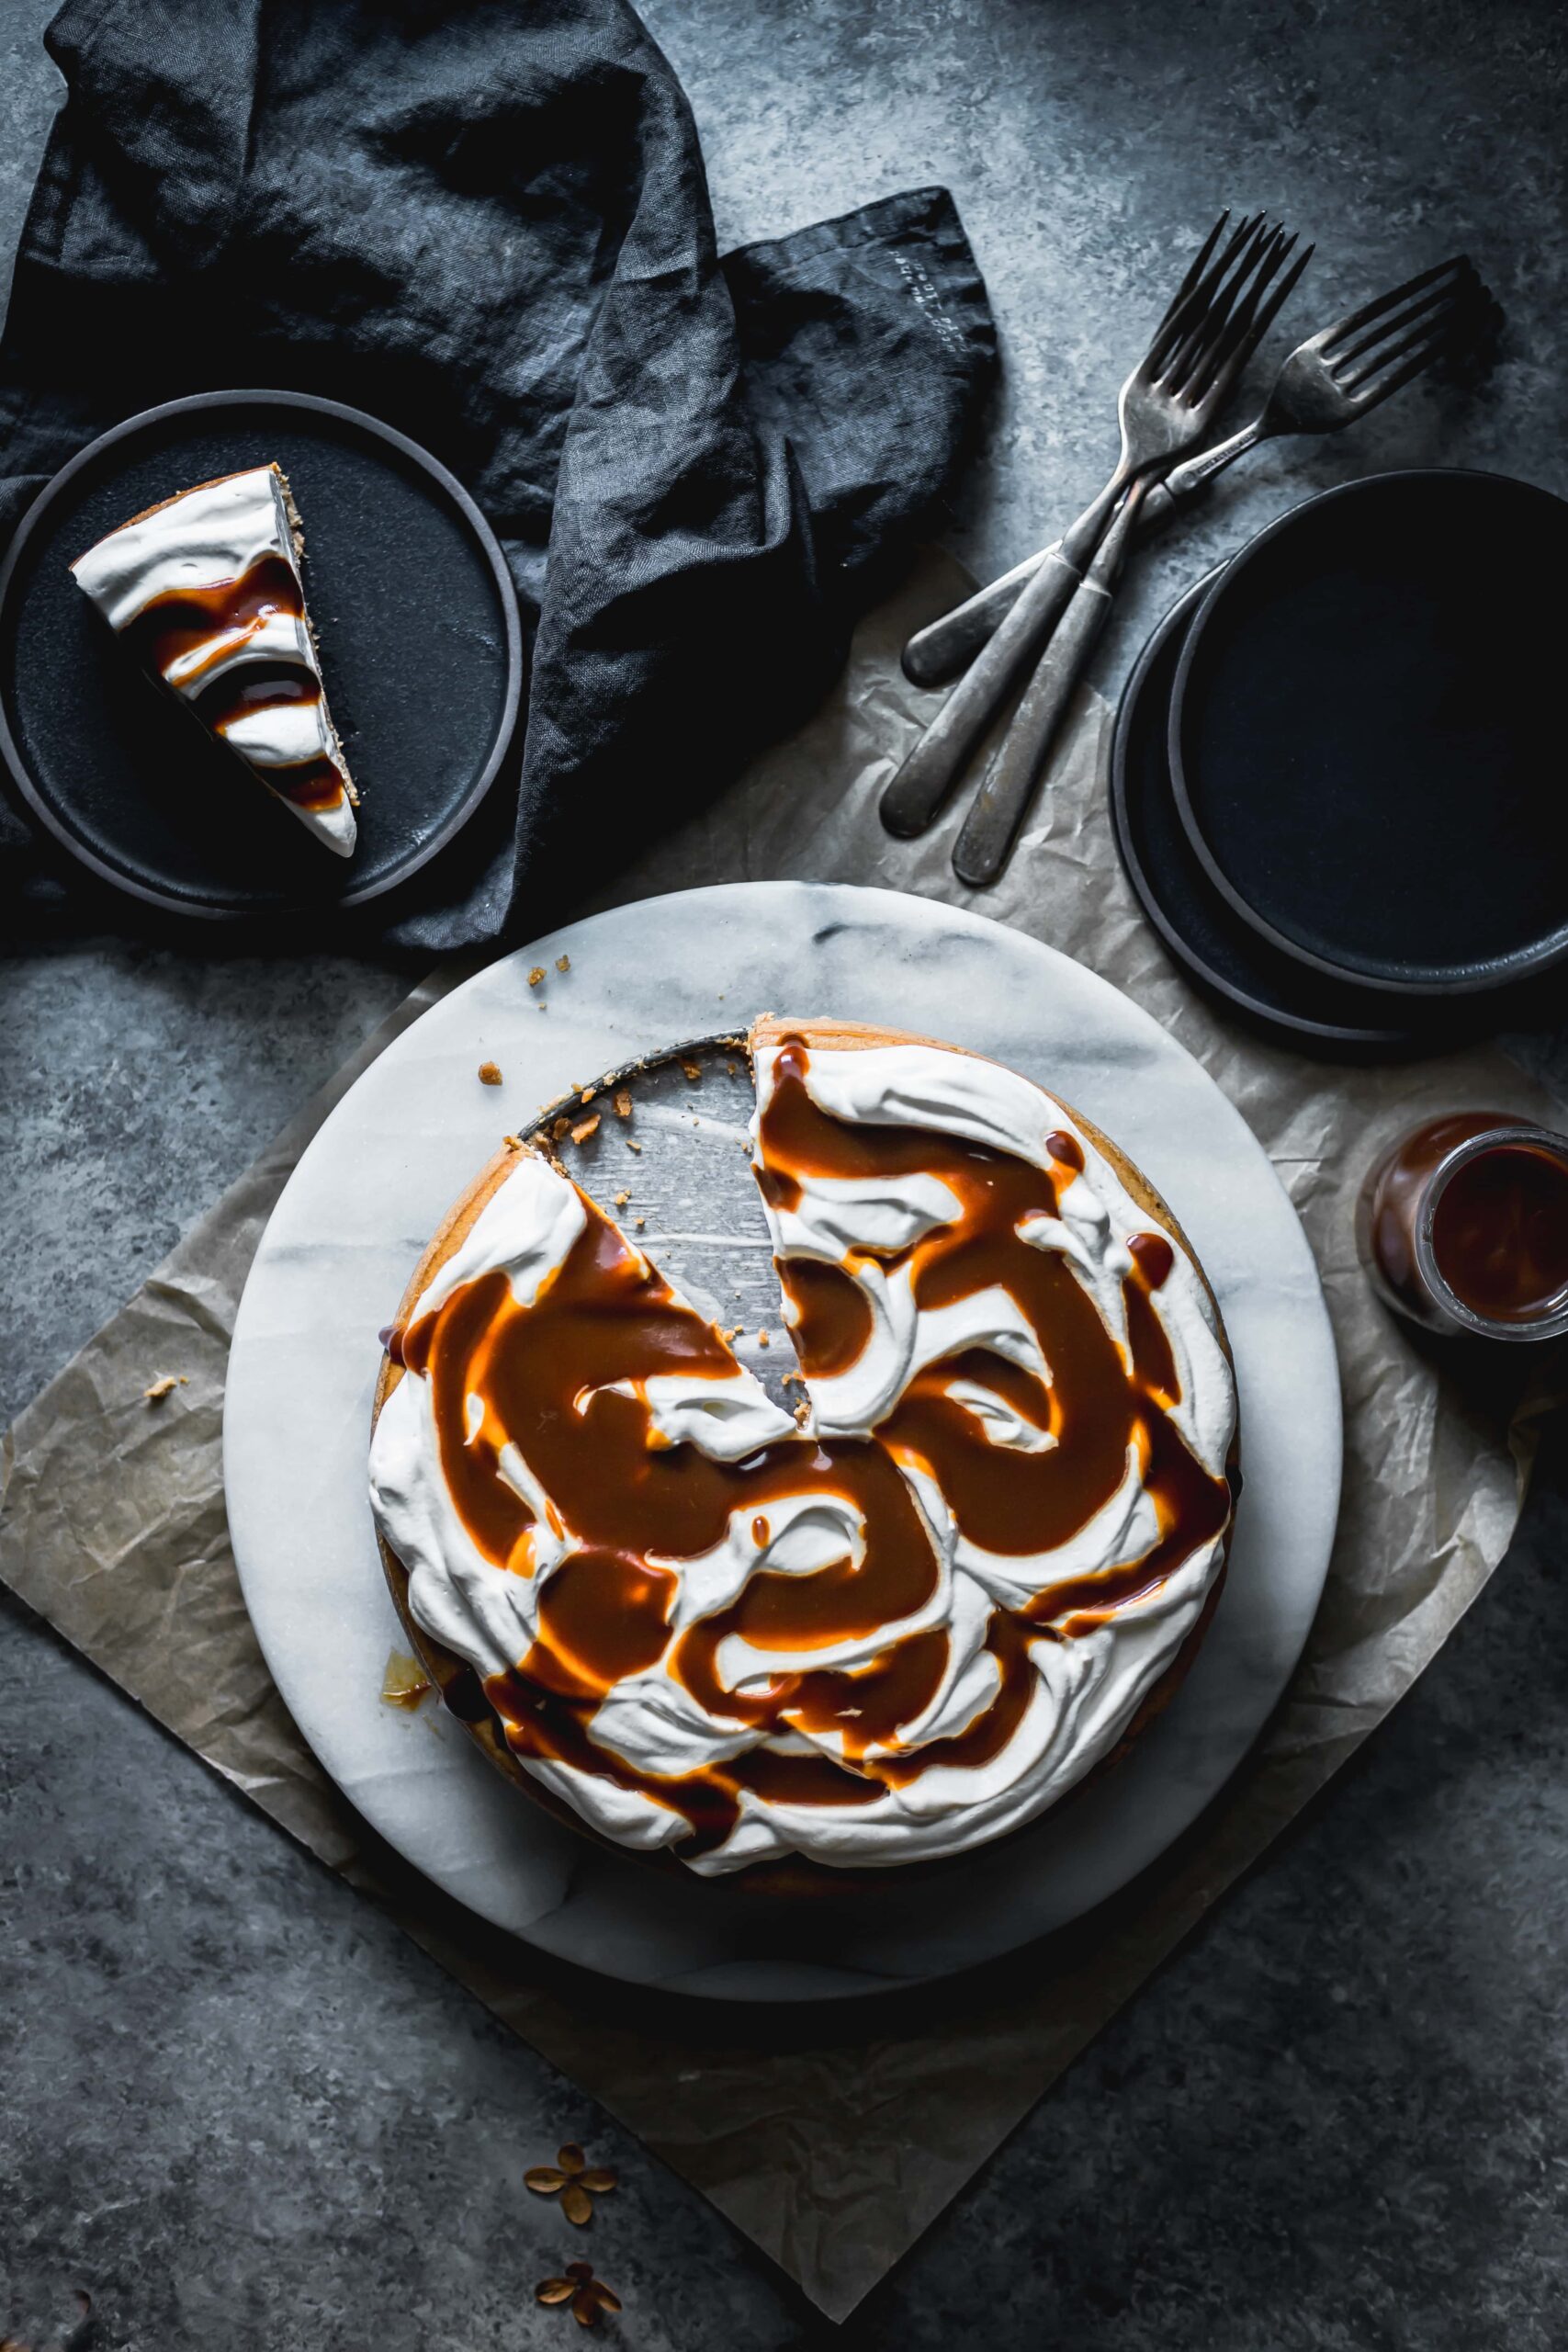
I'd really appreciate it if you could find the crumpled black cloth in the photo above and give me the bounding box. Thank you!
[0,0,995,948]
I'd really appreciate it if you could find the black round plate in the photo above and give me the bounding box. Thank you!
[1169,469,1568,996]
[1111,571,1425,1050]
[0,390,522,918]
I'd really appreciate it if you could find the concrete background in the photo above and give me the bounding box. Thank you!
[4,1,1567,2344]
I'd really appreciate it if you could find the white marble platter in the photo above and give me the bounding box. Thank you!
[223,881,1341,2001]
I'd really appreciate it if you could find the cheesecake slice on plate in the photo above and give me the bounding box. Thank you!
[70,462,357,858]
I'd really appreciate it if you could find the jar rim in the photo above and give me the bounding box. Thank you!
[1414,1123,1568,1341]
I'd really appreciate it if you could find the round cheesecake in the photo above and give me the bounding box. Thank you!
[368,1018,1239,1888]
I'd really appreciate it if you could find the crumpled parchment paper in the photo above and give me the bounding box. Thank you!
[2,548,1559,2322]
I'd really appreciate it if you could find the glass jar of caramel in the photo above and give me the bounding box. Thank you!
[1359,1113,1568,1341]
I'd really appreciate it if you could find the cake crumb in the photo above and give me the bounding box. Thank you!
[580,1087,596,1105]
[725,1062,739,1078]
[551,1116,570,1141]
[570,1114,600,1145]
[757,1330,770,1347]
[635,1216,646,1230]
[479,1060,503,1086]
[614,1089,633,1119]
[556,954,571,974]
[503,1134,524,1150]
[626,1138,642,1154]
[794,1400,811,1427]
[527,966,546,987]
[142,1374,185,1403]
[614,1190,630,1207]
[682,1059,702,1081]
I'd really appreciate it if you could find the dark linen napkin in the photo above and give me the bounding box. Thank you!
[0,0,995,947]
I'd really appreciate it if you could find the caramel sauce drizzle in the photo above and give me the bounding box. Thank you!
[127,552,345,812]
[401,1039,1232,1861]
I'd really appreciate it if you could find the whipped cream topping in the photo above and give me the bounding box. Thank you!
[71,464,356,857]
[367,1033,1237,1876]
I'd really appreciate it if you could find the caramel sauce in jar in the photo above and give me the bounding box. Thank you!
[1358,1113,1568,1340]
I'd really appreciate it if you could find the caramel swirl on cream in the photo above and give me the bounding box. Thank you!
[71,464,357,857]
[368,1031,1237,1875]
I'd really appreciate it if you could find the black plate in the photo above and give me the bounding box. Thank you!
[1111,571,1427,1050]
[0,390,522,918]
[1168,469,1568,996]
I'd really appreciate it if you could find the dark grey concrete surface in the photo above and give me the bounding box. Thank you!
[5,2,1568,2345]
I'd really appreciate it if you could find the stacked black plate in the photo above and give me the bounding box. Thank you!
[1111,469,1568,1050]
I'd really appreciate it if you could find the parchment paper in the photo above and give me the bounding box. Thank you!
[2,548,1559,2321]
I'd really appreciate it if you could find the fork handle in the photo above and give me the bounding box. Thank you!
[880,477,1123,839]
[900,550,1043,687]
[904,405,1278,690]
[902,477,1171,692]
[1162,413,1268,501]
[952,489,1142,887]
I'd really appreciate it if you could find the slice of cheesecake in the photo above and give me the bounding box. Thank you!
[71,463,358,858]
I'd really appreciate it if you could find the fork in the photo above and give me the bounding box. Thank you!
[903,254,1483,691]
[880,213,1308,841]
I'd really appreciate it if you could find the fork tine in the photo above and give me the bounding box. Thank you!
[1182,230,1301,402]
[1149,213,1268,376]
[1157,216,1275,386]
[1147,209,1233,346]
[1171,223,1300,401]
[1329,274,1474,373]
[1317,255,1472,355]
[1338,309,1470,394]
[1199,236,1315,401]
[1340,326,1465,411]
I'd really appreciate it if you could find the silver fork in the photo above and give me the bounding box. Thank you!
[880,213,1308,841]
[904,254,1484,691]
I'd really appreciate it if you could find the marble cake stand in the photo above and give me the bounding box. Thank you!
[224,881,1340,2001]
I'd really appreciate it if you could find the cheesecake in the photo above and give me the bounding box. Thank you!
[71,463,357,857]
[367,1019,1239,1884]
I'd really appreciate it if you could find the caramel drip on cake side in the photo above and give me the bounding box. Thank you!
[125,554,345,813]
[395,1037,1234,1866]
